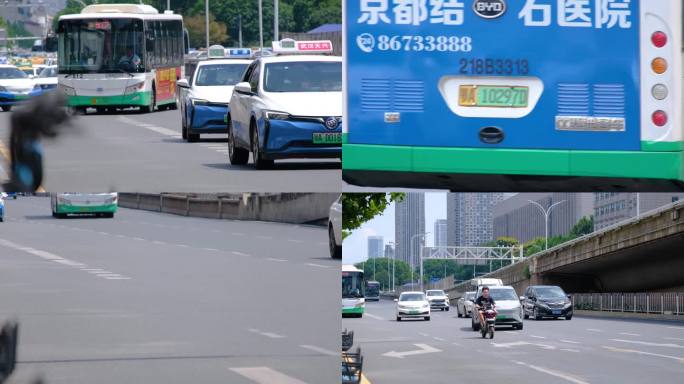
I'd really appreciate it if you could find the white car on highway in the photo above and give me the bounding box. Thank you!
[328,194,341,259]
[457,291,476,318]
[34,65,58,92]
[471,286,524,331]
[227,39,342,169]
[425,289,450,311]
[177,45,252,142]
[395,291,430,321]
[0,64,42,112]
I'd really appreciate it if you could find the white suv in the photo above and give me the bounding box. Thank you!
[425,290,450,311]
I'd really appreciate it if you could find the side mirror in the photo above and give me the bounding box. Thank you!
[234,82,252,94]
[567,295,572,300]
[393,298,398,302]
[0,321,19,381]
[176,79,189,88]
[519,296,525,301]
[531,296,537,302]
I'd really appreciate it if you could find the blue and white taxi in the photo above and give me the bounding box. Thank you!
[227,39,342,169]
[0,192,6,222]
[0,64,42,112]
[177,45,252,142]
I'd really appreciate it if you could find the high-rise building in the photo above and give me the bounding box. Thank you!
[367,236,384,259]
[395,193,425,268]
[594,193,684,230]
[384,243,395,259]
[493,193,594,243]
[434,219,447,247]
[446,193,504,247]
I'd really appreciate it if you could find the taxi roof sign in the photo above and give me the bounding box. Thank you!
[207,45,226,59]
[224,48,252,59]
[271,39,333,54]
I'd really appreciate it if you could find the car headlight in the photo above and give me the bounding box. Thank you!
[264,110,290,120]
[33,84,41,91]
[191,98,209,106]
[58,84,75,96]
[124,82,145,95]
[564,302,572,308]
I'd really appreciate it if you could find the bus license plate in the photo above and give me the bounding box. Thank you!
[313,132,341,144]
[459,85,529,108]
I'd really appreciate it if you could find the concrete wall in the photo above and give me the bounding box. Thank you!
[119,193,338,225]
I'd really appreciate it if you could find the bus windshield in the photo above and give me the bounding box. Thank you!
[342,272,365,299]
[58,18,145,74]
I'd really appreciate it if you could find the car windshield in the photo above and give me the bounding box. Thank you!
[263,61,342,92]
[195,63,248,86]
[488,289,518,301]
[427,291,445,296]
[39,67,57,78]
[536,287,567,300]
[58,18,145,74]
[0,67,27,79]
[400,293,425,302]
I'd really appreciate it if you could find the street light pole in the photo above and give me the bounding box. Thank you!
[528,199,567,250]
[258,0,264,52]
[274,0,279,41]
[167,0,170,11]
[411,232,429,290]
[205,0,209,49]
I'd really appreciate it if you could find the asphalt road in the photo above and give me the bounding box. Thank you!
[0,107,341,192]
[343,299,684,384]
[0,196,340,384]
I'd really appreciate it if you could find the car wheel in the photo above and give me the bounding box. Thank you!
[252,125,274,169]
[396,316,401,322]
[181,108,187,139]
[457,310,462,318]
[534,307,541,320]
[140,85,155,113]
[518,323,524,330]
[565,315,572,320]
[472,318,479,331]
[329,226,341,259]
[523,310,529,320]
[425,316,430,321]
[1,105,11,112]
[228,119,250,165]
[446,307,449,311]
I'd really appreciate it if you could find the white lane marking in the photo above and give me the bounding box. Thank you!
[232,251,251,257]
[267,258,288,262]
[229,367,308,384]
[610,339,684,349]
[105,276,131,280]
[664,337,684,342]
[116,234,126,239]
[586,328,603,332]
[560,348,580,353]
[560,339,580,344]
[256,235,272,240]
[530,335,547,339]
[382,343,442,359]
[603,346,684,363]
[132,237,144,241]
[512,360,590,384]
[492,341,556,350]
[202,247,219,251]
[433,337,445,341]
[305,263,330,269]
[287,239,304,243]
[619,332,641,337]
[248,329,285,339]
[152,241,167,245]
[667,326,684,330]
[0,239,130,281]
[299,345,338,356]
[418,332,430,337]
[364,313,385,321]
[119,117,180,137]
[97,231,109,235]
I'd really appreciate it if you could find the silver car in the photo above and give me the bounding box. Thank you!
[457,291,476,318]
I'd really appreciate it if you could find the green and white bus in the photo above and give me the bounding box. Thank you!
[51,193,118,218]
[57,4,187,113]
[342,264,365,317]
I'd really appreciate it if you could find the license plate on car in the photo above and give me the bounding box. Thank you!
[409,310,419,314]
[552,310,561,315]
[312,132,341,144]
[496,315,506,320]
[459,85,529,108]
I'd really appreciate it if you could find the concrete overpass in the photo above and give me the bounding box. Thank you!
[447,200,684,296]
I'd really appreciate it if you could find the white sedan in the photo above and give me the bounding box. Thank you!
[0,64,42,112]
[395,291,431,321]
[34,65,58,92]
[227,41,342,169]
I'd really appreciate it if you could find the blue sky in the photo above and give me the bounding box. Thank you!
[342,193,447,265]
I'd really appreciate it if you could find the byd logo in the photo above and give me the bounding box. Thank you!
[473,0,507,19]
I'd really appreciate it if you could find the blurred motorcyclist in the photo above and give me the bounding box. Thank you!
[474,287,496,327]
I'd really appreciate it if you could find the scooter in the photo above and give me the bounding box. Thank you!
[479,304,497,339]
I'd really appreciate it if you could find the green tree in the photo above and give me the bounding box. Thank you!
[355,258,412,289]
[482,236,520,248]
[570,215,594,237]
[342,193,405,240]
[184,13,228,47]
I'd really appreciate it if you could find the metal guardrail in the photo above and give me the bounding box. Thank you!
[572,292,683,315]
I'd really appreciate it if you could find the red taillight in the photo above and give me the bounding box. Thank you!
[652,110,668,127]
[651,31,668,48]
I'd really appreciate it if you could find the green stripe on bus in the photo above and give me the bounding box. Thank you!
[55,204,118,214]
[67,91,151,107]
[342,307,365,314]
[342,144,684,181]
[641,141,684,152]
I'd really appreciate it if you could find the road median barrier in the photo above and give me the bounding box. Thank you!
[118,193,338,225]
